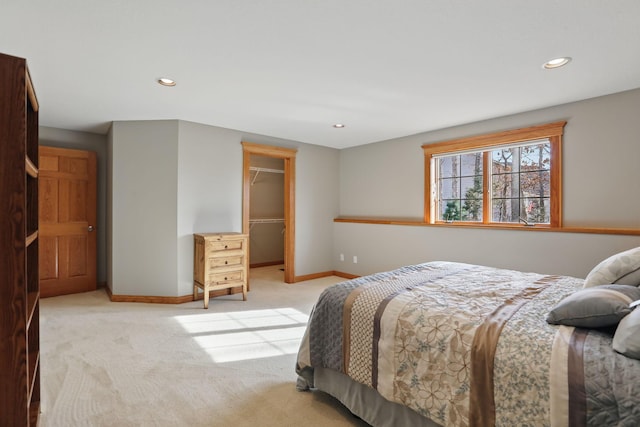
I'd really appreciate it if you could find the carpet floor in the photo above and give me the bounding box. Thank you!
[39,265,370,427]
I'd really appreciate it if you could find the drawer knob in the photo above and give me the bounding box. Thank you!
[224,245,228,249]
[225,261,228,264]
[224,277,228,280]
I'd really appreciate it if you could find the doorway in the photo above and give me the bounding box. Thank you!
[242,142,297,283]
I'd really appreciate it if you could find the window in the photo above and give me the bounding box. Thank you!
[422,121,566,227]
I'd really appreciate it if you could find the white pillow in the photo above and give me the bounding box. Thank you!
[614,268,640,287]
[583,246,640,288]
[613,306,640,359]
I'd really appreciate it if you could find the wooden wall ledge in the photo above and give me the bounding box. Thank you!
[334,217,640,236]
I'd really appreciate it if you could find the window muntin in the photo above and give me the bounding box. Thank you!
[423,121,565,228]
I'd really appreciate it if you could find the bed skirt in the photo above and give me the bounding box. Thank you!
[308,367,441,427]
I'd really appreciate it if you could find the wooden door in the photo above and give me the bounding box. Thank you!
[39,146,97,297]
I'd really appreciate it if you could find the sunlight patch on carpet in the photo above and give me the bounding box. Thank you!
[174,308,309,362]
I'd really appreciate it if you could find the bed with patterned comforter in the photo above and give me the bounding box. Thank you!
[296,261,640,427]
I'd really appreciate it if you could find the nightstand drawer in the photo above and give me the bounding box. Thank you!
[206,240,243,252]
[207,270,243,285]
[209,255,243,268]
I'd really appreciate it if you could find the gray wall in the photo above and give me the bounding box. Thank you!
[176,121,243,297]
[335,88,640,278]
[109,120,179,296]
[39,127,108,284]
[107,119,339,297]
[241,131,341,276]
[294,142,341,275]
[44,87,640,294]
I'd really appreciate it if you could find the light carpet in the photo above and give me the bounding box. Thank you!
[39,265,370,427]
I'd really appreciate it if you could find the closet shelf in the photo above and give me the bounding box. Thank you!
[249,218,285,231]
[249,166,284,185]
[249,218,284,223]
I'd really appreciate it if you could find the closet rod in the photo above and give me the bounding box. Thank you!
[249,166,284,174]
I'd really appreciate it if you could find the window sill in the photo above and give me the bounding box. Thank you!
[333,217,640,236]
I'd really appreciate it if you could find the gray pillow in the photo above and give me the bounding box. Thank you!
[583,246,640,288]
[613,307,640,359]
[546,284,640,327]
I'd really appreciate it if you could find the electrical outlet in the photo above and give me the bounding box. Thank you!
[353,256,358,264]
[340,253,344,261]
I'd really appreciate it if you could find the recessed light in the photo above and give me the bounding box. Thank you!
[157,77,176,86]
[543,57,571,69]
[333,123,345,128]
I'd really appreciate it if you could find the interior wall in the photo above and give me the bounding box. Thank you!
[239,132,341,277]
[292,142,341,275]
[334,223,640,279]
[39,126,108,284]
[335,88,640,278]
[249,156,285,266]
[176,121,243,296]
[108,119,339,297]
[108,120,180,296]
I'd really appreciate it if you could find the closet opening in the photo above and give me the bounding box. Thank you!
[242,142,297,284]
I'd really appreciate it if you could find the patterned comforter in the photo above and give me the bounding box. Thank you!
[296,261,640,426]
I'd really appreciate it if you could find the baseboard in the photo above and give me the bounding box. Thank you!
[107,286,244,304]
[294,270,360,282]
[293,271,335,282]
[109,293,195,304]
[250,260,285,268]
[333,271,360,280]
[105,271,360,303]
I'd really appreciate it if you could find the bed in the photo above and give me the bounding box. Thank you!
[296,249,640,427]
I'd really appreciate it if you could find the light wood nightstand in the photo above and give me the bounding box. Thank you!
[193,232,248,308]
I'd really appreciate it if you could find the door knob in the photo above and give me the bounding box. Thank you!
[88,225,95,232]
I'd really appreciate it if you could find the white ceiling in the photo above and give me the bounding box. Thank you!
[2,1,640,149]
